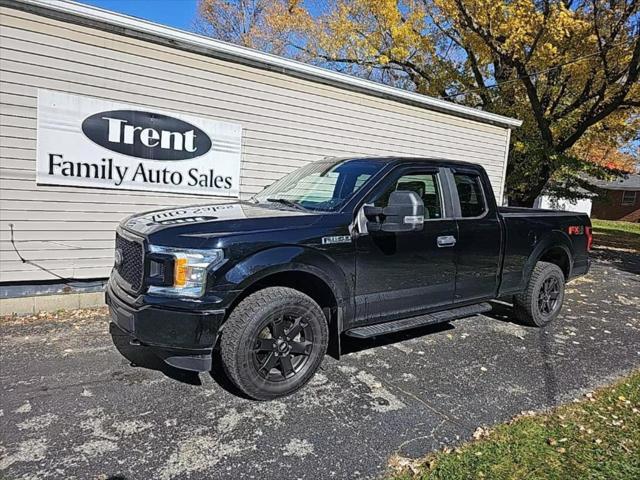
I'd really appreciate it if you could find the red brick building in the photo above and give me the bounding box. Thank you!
[590,174,640,222]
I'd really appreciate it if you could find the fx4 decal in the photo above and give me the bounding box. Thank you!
[322,235,352,245]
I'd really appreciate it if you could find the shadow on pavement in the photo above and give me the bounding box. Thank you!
[591,247,640,275]
[340,302,561,406]
[208,348,252,399]
[486,300,560,405]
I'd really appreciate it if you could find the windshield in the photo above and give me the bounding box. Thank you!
[253,159,384,211]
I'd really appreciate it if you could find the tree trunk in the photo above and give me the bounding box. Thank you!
[508,188,547,208]
[507,169,553,207]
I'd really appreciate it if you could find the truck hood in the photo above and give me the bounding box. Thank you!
[121,201,323,237]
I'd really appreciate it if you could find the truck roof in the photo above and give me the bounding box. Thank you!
[321,156,483,169]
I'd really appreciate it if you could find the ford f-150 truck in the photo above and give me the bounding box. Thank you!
[107,157,591,400]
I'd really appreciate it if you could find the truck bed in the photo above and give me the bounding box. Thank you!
[497,206,591,296]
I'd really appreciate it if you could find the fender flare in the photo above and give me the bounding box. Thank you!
[521,230,574,287]
[218,246,350,359]
[220,245,351,310]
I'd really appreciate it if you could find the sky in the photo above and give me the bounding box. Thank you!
[79,0,328,32]
[79,0,199,31]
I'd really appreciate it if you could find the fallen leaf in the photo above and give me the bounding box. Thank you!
[472,427,490,440]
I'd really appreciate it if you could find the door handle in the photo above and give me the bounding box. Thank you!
[437,235,456,247]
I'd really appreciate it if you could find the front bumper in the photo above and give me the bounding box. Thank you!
[106,279,226,372]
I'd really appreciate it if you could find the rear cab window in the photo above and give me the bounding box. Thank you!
[453,173,487,218]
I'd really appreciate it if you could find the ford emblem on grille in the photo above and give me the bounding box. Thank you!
[114,248,123,268]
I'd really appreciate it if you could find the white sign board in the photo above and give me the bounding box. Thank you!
[36,90,243,196]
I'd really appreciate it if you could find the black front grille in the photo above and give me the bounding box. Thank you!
[115,233,144,291]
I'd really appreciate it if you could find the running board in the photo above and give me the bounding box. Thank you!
[345,303,492,339]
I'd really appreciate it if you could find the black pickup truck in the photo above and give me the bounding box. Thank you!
[107,157,591,399]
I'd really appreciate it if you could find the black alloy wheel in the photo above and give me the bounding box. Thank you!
[514,261,566,327]
[252,312,314,381]
[220,287,328,400]
[538,276,561,316]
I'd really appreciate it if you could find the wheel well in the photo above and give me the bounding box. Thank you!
[225,271,341,357]
[539,247,571,279]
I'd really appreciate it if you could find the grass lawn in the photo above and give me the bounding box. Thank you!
[591,219,640,251]
[390,370,640,480]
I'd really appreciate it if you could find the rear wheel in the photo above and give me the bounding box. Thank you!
[220,287,328,400]
[514,261,565,327]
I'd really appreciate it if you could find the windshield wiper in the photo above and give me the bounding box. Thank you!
[266,198,307,211]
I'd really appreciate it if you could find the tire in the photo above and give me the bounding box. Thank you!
[514,261,565,327]
[220,286,328,400]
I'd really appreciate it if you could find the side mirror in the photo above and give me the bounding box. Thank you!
[364,190,425,233]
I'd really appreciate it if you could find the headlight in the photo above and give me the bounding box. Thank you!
[147,245,225,298]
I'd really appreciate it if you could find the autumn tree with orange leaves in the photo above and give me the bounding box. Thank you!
[197,0,640,206]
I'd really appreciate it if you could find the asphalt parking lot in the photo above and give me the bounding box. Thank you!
[1,247,639,480]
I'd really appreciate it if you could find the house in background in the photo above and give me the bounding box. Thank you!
[534,173,640,222]
[589,174,640,222]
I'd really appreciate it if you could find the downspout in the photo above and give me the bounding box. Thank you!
[499,128,512,205]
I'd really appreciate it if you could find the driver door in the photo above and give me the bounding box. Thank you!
[354,166,458,325]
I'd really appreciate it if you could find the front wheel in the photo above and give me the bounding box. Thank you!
[514,261,566,327]
[220,287,328,400]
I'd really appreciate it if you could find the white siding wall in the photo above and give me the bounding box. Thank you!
[0,5,511,282]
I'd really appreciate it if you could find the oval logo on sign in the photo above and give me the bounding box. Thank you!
[81,110,212,160]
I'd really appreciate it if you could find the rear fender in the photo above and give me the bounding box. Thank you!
[522,230,574,287]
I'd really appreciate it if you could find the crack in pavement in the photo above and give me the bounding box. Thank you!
[376,376,475,432]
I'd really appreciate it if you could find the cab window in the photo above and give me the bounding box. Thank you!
[373,172,442,219]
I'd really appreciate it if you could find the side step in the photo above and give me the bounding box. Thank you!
[345,302,492,339]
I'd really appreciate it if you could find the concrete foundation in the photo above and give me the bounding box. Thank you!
[0,291,105,316]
